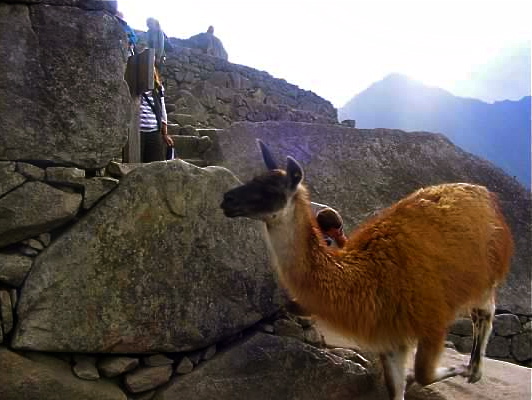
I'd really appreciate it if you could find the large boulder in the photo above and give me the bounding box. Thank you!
[214,121,531,315]
[12,160,285,352]
[183,30,229,60]
[0,1,130,168]
[321,323,531,400]
[0,346,126,400]
[406,349,532,400]
[153,332,385,400]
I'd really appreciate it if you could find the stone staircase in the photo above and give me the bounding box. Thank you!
[166,123,222,167]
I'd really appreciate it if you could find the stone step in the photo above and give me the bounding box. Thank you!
[170,135,212,159]
[166,123,181,136]
[167,113,197,126]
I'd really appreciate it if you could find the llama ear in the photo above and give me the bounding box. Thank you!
[257,139,278,170]
[286,156,303,189]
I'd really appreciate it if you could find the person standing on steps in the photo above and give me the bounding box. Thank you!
[115,11,137,56]
[146,17,166,72]
[139,68,174,162]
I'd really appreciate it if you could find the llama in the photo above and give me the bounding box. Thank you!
[220,140,513,400]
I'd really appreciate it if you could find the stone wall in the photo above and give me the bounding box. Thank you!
[0,0,130,169]
[156,37,338,129]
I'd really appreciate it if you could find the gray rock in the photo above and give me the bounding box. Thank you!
[201,344,217,361]
[444,340,456,350]
[124,365,172,393]
[0,347,126,400]
[257,322,274,333]
[341,119,357,128]
[486,335,510,358]
[407,348,532,400]
[449,318,473,336]
[273,318,305,340]
[72,355,100,381]
[174,356,194,374]
[0,162,26,197]
[12,161,284,353]
[153,333,379,400]
[454,336,474,354]
[98,356,139,378]
[143,354,174,367]
[128,391,156,400]
[9,289,18,310]
[187,350,202,366]
[184,31,228,60]
[23,239,45,251]
[0,3,130,168]
[16,162,45,181]
[511,331,532,362]
[446,333,461,347]
[301,323,322,344]
[172,135,212,159]
[215,121,531,315]
[0,290,13,334]
[303,326,325,346]
[46,167,86,185]
[82,177,119,209]
[19,246,40,257]
[0,181,82,248]
[38,233,52,247]
[1,1,117,12]
[171,113,197,126]
[105,161,141,178]
[493,313,522,336]
[0,252,33,286]
[179,125,199,136]
[294,315,315,328]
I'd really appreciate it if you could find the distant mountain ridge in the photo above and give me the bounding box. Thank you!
[339,74,531,187]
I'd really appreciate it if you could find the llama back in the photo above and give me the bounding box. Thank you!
[329,183,514,347]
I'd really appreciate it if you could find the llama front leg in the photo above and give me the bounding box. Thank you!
[380,346,409,400]
[414,334,469,386]
[468,302,495,383]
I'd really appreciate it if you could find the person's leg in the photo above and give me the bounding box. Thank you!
[143,131,165,162]
[140,131,146,162]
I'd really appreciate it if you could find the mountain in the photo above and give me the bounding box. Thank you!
[338,74,531,187]
[451,42,531,103]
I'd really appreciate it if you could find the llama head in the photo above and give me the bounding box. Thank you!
[221,140,304,222]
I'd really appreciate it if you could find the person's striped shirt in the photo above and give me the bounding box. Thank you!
[140,89,167,132]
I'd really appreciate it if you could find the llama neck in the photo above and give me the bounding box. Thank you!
[264,186,339,287]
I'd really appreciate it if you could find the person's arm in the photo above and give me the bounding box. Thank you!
[160,94,173,147]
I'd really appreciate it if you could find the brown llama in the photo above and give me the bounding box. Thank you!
[220,140,513,400]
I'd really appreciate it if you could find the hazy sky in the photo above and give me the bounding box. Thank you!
[119,0,531,107]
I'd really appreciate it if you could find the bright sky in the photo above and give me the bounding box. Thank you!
[119,0,531,107]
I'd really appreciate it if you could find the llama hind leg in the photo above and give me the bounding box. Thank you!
[468,299,495,383]
[414,333,468,386]
[380,346,409,400]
